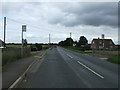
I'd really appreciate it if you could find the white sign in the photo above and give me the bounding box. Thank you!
[22,25,26,32]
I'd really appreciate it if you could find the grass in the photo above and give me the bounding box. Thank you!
[31,52,39,56]
[64,46,93,54]
[107,56,120,64]
[41,47,50,51]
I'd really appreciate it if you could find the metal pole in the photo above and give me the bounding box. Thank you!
[22,30,23,47]
[70,32,71,38]
[4,17,6,48]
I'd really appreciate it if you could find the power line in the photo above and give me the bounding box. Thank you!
[8,18,78,33]
[7,17,66,33]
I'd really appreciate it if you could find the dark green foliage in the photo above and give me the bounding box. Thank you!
[58,38,74,46]
[78,36,88,46]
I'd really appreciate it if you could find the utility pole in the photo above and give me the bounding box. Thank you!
[70,32,72,46]
[4,17,6,48]
[22,29,23,47]
[49,34,50,45]
[70,32,71,38]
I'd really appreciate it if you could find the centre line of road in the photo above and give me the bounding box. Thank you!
[67,54,73,58]
[77,61,104,79]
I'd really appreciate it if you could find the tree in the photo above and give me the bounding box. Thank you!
[58,38,74,46]
[78,36,88,46]
[65,38,74,46]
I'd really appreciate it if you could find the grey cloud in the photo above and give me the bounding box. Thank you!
[47,2,118,27]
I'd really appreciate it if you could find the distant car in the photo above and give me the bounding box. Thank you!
[31,47,38,51]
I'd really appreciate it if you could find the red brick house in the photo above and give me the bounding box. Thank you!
[91,38,115,49]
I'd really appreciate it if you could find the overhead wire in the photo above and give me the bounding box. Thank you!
[6,17,70,34]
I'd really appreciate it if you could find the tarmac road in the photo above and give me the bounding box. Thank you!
[19,46,119,88]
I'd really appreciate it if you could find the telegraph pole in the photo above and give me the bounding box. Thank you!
[4,17,6,48]
[70,32,72,46]
[70,32,71,38]
[49,34,50,45]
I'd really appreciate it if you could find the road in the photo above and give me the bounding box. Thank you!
[19,46,119,88]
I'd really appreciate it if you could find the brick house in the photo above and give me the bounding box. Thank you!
[91,38,115,49]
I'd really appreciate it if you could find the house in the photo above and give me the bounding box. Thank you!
[0,39,4,47]
[91,38,115,49]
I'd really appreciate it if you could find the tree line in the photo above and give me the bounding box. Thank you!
[58,36,90,51]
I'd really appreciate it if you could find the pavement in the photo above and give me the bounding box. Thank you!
[2,50,46,89]
[18,46,119,88]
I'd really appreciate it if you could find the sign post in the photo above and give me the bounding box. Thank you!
[21,25,27,57]
[4,17,6,48]
[22,25,26,47]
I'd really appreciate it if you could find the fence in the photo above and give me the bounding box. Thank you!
[1,48,31,66]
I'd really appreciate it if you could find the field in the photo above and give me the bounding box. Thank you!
[6,44,30,48]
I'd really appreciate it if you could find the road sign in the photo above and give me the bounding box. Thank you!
[22,25,26,32]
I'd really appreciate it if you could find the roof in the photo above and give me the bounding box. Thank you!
[92,39,112,41]
[92,38,115,45]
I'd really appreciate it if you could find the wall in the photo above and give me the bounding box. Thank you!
[2,48,30,66]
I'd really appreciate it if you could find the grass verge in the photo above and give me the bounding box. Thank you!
[63,46,93,54]
[31,52,39,56]
[107,56,120,64]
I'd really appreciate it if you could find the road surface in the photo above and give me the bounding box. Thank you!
[19,46,119,88]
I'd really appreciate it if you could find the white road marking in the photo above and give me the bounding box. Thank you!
[67,54,73,58]
[77,61,104,79]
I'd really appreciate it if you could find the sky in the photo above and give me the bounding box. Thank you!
[0,2,119,44]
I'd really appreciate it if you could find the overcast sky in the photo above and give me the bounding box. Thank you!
[0,2,118,44]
